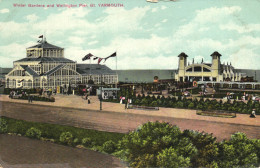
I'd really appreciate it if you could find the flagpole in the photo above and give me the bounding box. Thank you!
[116,50,118,88]
[90,56,92,80]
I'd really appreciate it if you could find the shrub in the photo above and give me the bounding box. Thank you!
[73,138,80,146]
[60,132,73,146]
[25,127,41,139]
[117,122,184,167]
[157,147,191,168]
[102,140,117,154]
[0,118,7,134]
[140,98,148,106]
[82,137,93,147]
[150,101,158,107]
[188,102,195,109]
[176,101,184,108]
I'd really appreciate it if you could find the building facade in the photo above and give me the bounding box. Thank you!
[5,39,118,89]
[175,51,246,82]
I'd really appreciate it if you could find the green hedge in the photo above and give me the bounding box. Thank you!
[4,88,38,95]
[105,94,260,115]
[17,95,55,102]
[2,117,124,146]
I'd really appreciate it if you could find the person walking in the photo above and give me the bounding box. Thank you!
[28,94,30,103]
[30,95,33,103]
[250,109,256,118]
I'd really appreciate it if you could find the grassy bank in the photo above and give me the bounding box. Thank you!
[0,117,124,149]
[1,117,260,168]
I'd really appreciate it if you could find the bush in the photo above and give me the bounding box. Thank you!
[117,122,188,167]
[73,138,80,146]
[25,127,41,139]
[217,133,259,168]
[82,137,93,147]
[60,132,73,146]
[0,118,7,134]
[188,102,195,109]
[176,101,184,108]
[102,140,117,154]
[157,147,191,168]
[150,101,158,107]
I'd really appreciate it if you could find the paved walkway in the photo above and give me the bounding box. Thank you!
[0,134,126,168]
[0,94,259,127]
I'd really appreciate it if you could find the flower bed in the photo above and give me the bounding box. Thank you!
[196,110,236,118]
[15,95,55,102]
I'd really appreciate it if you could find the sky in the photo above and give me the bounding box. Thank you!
[0,0,260,70]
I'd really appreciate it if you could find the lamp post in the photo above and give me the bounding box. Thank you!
[100,74,102,110]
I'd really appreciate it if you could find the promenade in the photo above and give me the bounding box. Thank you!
[0,94,259,140]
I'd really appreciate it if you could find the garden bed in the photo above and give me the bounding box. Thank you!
[196,110,236,118]
[129,105,159,110]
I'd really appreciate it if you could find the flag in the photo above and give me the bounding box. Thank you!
[82,53,93,61]
[105,52,117,62]
[93,57,98,60]
[38,35,43,38]
[98,58,103,64]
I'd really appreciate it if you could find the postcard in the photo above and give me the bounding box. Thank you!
[0,0,260,167]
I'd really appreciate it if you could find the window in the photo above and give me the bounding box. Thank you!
[203,67,211,72]
[194,66,202,72]
[186,68,192,72]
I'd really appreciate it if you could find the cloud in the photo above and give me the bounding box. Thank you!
[151,7,158,13]
[161,19,168,23]
[0,8,9,13]
[220,21,260,33]
[161,5,167,10]
[76,34,177,69]
[0,42,34,67]
[88,41,98,45]
[68,37,85,45]
[228,48,260,69]
[26,14,39,22]
[174,6,242,38]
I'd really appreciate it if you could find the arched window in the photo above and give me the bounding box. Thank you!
[28,80,32,88]
[203,67,211,72]
[42,78,47,87]
[194,66,202,72]
[186,68,192,72]
[6,79,9,88]
[13,79,16,88]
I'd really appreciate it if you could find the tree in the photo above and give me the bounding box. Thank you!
[117,122,197,167]
[157,147,191,168]
[217,133,259,168]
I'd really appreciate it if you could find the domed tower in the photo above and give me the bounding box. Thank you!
[26,37,64,58]
[210,51,221,80]
[177,52,188,82]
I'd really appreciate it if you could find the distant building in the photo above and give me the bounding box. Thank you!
[5,38,118,89]
[0,68,12,82]
[175,51,247,82]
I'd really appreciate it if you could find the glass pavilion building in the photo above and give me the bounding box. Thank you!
[5,39,118,89]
